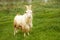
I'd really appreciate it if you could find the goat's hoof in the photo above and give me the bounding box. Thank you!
[24,33,26,37]
[27,33,29,35]
[14,33,16,36]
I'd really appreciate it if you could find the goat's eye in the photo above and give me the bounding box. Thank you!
[26,11,27,12]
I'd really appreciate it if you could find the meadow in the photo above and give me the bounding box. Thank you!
[0,0,60,40]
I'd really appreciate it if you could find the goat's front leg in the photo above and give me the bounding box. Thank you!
[29,20,32,28]
[27,32,29,35]
[24,32,29,37]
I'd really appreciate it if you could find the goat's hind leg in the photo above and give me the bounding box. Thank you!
[14,25,18,36]
[14,28,18,36]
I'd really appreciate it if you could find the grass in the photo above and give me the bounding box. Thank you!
[0,1,60,40]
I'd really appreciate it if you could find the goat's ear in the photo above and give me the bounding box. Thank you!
[29,5,32,10]
[25,5,29,10]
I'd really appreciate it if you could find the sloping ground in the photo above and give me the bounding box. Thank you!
[0,7,60,40]
[0,1,60,40]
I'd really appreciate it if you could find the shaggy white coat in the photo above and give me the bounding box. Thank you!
[14,5,32,37]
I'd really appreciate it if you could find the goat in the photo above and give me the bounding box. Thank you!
[14,5,32,37]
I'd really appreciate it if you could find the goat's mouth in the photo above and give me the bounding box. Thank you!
[27,17,31,19]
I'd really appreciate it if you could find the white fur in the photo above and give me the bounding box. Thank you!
[14,5,32,37]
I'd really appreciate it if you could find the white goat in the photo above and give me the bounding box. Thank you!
[14,5,32,37]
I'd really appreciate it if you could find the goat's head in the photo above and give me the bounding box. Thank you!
[25,5,32,17]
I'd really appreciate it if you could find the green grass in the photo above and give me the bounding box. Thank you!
[0,1,60,40]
